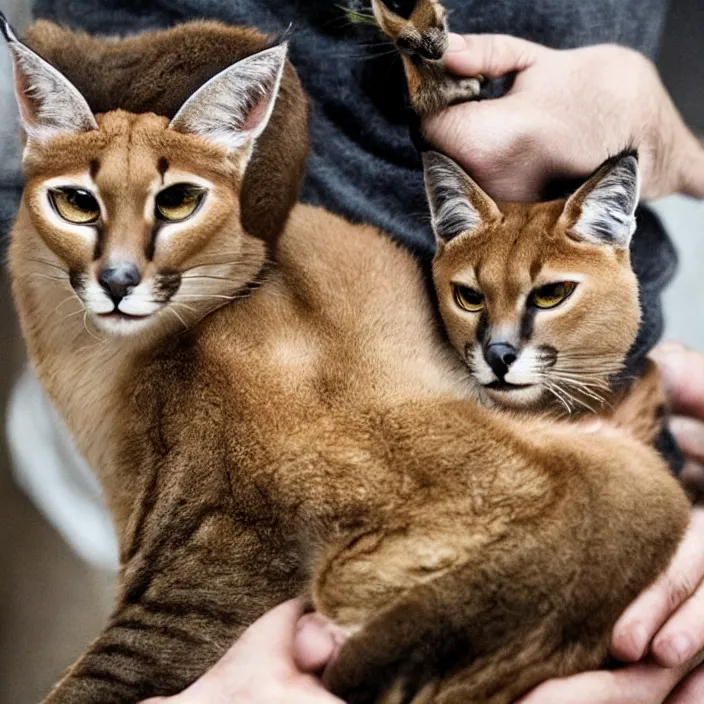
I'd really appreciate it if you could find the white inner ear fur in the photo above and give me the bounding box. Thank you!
[423,152,500,242]
[169,44,287,157]
[423,152,494,242]
[3,20,97,142]
[569,156,640,248]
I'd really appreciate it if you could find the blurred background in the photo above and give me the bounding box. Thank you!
[0,0,702,701]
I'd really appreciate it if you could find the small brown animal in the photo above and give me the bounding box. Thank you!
[425,149,642,415]
[371,0,483,114]
[2,15,691,704]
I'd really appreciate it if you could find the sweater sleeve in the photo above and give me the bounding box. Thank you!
[0,43,23,251]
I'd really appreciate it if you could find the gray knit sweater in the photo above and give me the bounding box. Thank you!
[0,0,682,466]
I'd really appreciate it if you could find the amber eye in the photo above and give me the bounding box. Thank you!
[453,285,485,313]
[155,184,206,222]
[531,282,577,310]
[49,188,100,224]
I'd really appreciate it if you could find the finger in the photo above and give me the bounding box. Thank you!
[670,416,704,464]
[612,507,704,662]
[294,613,339,673]
[444,33,545,78]
[653,578,704,667]
[517,659,690,704]
[667,661,704,704]
[651,344,704,418]
[232,597,307,656]
[680,460,704,498]
[181,598,307,699]
[422,98,552,201]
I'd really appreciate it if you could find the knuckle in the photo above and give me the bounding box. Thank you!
[666,572,697,610]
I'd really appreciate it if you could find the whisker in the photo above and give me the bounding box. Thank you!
[25,257,68,274]
[167,306,188,331]
[29,272,70,282]
[181,275,247,284]
[82,310,103,343]
[543,381,573,415]
[54,294,80,314]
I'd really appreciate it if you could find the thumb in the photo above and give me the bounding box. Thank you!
[445,33,546,78]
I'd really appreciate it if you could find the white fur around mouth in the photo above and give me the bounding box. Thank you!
[92,310,158,336]
[481,383,545,408]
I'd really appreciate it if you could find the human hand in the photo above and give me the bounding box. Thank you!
[141,598,342,704]
[652,343,704,499]
[422,34,704,202]
[516,343,704,703]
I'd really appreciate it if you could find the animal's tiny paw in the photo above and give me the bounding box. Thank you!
[458,76,482,97]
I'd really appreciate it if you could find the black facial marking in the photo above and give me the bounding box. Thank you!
[93,229,104,261]
[157,157,169,182]
[89,159,100,180]
[154,270,181,303]
[69,270,86,293]
[539,345,558,368]
[519,306,537,342]
[146,223,161,261]
[475,311,489,345]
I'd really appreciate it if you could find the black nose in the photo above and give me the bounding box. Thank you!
[98,263,141,304]
[484,343,518,379]
[419,29,448,61]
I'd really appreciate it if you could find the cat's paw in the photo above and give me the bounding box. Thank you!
[454,76,483,100]
[322,594,443,704]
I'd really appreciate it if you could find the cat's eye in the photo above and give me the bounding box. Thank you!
[531,282,577,310]
[155,184,206,222]
[453,285,485,313]
[48,188,100,225]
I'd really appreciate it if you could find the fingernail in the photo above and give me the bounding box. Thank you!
[661,634,693,665]
[448,33,466,52]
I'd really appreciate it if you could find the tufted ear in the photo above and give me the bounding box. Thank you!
[560,151,640,248]
[169,44,287,158]
[0,12,97,142]
[423,151,501,243]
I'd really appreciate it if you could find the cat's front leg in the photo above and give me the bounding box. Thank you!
[41,519,303,703]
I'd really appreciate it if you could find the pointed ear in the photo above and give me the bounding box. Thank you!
[423,152,500,243]
[371,0,406,35]
[0,12,97,142]
[560,151,640,248]
[169,44,287,156]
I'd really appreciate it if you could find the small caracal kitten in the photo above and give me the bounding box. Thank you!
[426,149,646,416]
[2,13,691,704]
[370,0,484,114]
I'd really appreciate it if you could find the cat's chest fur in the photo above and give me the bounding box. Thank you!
[120,206,472,531]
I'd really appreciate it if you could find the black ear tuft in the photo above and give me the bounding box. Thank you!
[423,151,499,243]
[0,12,12,42]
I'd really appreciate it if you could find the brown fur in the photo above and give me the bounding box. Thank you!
[5,19,691,704]
[371,0,482,115]
[432,194,640,414]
